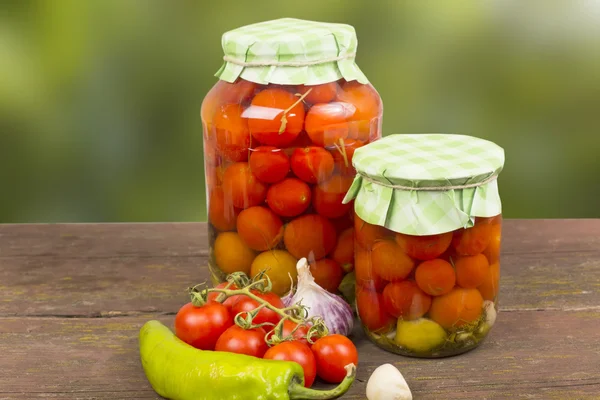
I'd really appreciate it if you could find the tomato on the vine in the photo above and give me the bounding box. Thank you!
[174,301,233,350]
[264,341,317,388]
[266,319,313,346]
[231,291,284,326]
[215,325,269,358]
[311,334,358,384]
[206,282,242,310]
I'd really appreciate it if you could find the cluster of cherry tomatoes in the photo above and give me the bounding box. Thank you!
[201,78,382,296]
[355,214,502,340]
[174,282,358,388]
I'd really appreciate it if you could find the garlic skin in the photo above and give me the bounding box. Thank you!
[366,363,412,400]
[284,258,354,336]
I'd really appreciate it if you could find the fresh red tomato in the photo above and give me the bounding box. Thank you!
[266,319,313,346]
[174,301,233,350]
[264,341,317,388]
[206,282,242,310]
[231,291,285,326]
[311,334,358,384]
[215,325,269,358]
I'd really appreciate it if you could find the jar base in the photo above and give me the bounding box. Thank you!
[363,325,489,359]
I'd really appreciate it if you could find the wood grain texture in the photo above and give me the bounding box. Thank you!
[1,221,599,316]
[0,311,598,399]
[1,221,599,399]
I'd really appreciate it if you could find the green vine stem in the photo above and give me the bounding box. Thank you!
[191,276,304,324]
[264,315,328,347]
[188,272,329,344]
[205,286,305,323]
[306,317,329,344]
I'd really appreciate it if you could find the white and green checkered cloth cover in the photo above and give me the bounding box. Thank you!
[215,18,369,85]
[343,134,505,235]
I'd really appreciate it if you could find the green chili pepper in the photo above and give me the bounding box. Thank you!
[139,320,356,400]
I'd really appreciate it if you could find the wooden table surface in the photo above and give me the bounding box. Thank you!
[1,220,599,399]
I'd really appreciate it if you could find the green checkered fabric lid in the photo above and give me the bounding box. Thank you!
[215,18,369,85]
[343,134,505,235]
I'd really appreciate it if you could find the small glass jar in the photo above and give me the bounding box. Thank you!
[343,134,505,357]
[201,19,383,297]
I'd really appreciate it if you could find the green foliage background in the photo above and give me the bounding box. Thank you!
[1,0,599,222]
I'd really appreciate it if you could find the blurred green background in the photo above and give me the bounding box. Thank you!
[1,0,599,223]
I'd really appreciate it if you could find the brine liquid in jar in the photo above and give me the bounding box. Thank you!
[201,19,383,298]
[344,134,505,357]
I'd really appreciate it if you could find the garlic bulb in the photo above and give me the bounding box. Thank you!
[483,300,497,327]
[366,364,412,400]
[283,258,354,336]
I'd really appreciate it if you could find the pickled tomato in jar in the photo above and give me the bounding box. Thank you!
[201,19,383,297]
[344,134,505,357]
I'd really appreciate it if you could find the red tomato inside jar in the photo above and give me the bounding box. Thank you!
[201,18,383,297]
[343,134,505,357]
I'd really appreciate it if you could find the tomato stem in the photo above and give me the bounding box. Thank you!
[203,287,305,324]
[306,317,329,344]
[333,138,349,168]
[214,281,236,303]
[279,89,312,134]
[288,364,356,399]
[196,272,328,342]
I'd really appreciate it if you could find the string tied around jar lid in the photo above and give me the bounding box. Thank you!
[357,172,498,191]
[222,52,357,67]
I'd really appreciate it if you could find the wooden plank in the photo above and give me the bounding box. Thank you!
[0,255,198,317]
[1,220,599,259]
[1,222,599,316]
[0,223,208,258]
[0,311,598,399]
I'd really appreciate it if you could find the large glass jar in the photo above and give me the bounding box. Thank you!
[201,19,383,297]
[343,134,505,357]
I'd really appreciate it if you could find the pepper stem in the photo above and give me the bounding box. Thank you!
[288,364,356,399]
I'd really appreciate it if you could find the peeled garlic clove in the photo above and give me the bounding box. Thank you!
[456,332,474,342]
[366,363,412,400]
[483,300,497,327]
